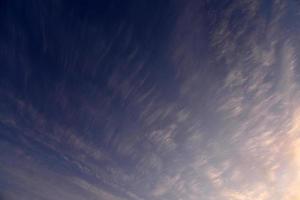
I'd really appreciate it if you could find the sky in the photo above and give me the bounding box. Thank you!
[0,0,300,200]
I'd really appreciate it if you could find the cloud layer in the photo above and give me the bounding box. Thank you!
[1,0,300,200]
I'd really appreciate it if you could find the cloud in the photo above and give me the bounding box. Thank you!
[1,0,300,200]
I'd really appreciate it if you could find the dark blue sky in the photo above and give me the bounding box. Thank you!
[1,0,300,200]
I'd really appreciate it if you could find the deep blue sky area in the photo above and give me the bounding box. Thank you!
[1,1,300,200]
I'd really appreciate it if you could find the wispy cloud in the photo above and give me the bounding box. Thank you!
[1,0,300,200]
